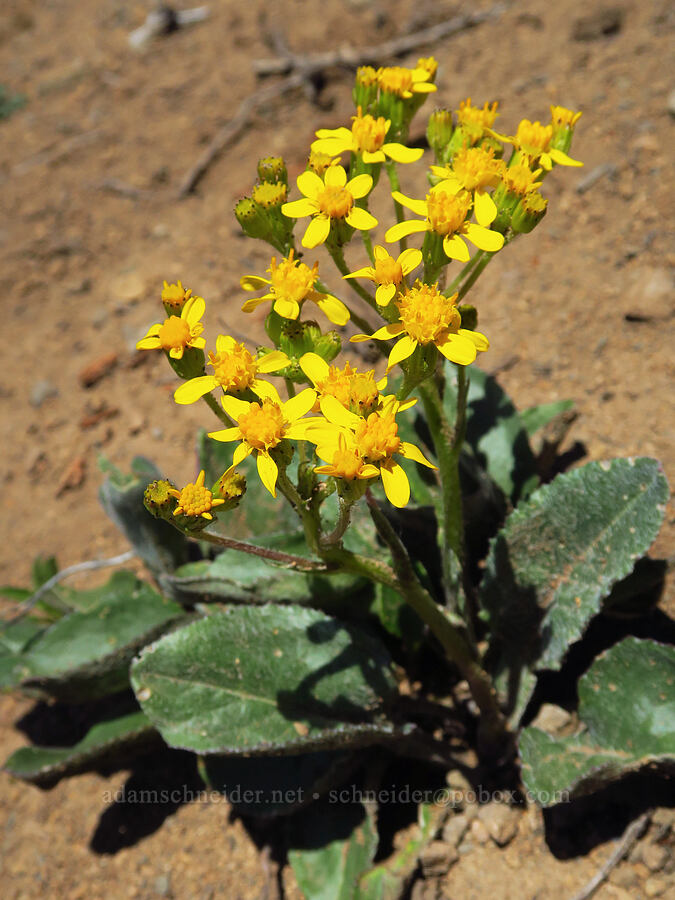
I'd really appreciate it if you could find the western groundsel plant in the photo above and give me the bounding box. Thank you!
[2,60,673,895]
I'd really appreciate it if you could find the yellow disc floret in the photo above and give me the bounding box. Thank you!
[515,119,553,157]
[501,161,543,196]
[161,280,192,313]
[451,146,505,192]
[158,316,192,352]
[456,98,499,144]
[252,181,287,208]
[378,66,414,97]
[269,250,318,304]
[208,342,257,393]
[355,411,401,462]
[374,255,403,287]
[426,189,472,237]
[351,110,388,153]
[318,362,380,415]
[237,400,286,451]
[396,283,461,345]
[317,184,354,219]
[169,470,225,520]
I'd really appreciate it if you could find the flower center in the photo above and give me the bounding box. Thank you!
[208,343,257,392]
[352,113,387,153]
[238,401,286,450]
[317,184,354,219]
[355,412,401,462]
[426,190,471,236]
[516,120,553,156]
[374,256,402,286]
[161,281,191,313]
[330,444,367,481]
[269,254,317,303]
[252,181,287,208]
[176,482,215,517]
[502,161,541,196]
[397,284,461,344]
[158,316,191,351]
[456,98,498,143]
[318,362,379,414]
[452,147,505,191]
[378,66,413,97]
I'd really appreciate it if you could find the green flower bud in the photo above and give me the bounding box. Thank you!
[161,280,192,317]
[549,106,582,154]
[144,479,179,520]
[511,191,547,234]
[427,109,454,161]
[168,346,206,381]
[212,468,247,509]
[352,66,379,113]
[234,196,273,243]
[257,156,288,186]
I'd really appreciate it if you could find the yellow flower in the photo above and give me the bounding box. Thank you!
[168,470,225,520]
[343,245,422,306]
[351,283,488,371]
[309,396,436,508]
[312,108,424,165]
[385,188,504,262]
[550,105,582,131]
[208,386,318,497]
[500,161,543,197]
[431,146,506,227]
[281,164,377,249]
[173,336,289,405]
[240,250,349,326]
[378,65,437,99]
[161,280,192,313]
[455,98,499,145]
[136,295,206,360]
[494,119,583,171]
[299,352,385,417]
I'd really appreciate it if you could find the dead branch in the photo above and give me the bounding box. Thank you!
[252,5,507,77]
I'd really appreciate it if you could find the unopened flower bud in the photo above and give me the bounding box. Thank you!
[161,280,192,317]
[144,479,179,520]
[549,106,582,154]
[353,66,379,111]
[427,109,454,161]
[257,156,288,186]
[511,191,548,233]
[212,467,247,509]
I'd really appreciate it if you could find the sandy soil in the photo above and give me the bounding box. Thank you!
[1,0,673,897]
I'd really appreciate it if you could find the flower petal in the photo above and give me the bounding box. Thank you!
[191,336,206,350]
[398,248,423,275]
[375,283,397,306]
[346,207,378,231]
[311,136,351,156]
[297,169,325,200]
[373,245,389,260]
[183,295,205,326]
[400,441,437,469]
[464,223,504,253]
[282,198,318,218]
[387,335,417,371]
[299,352,329,385]
[346,174,373,199]
[351,322,404,343]
[391,192,428,217]
[136,336,162,350]
[324,165,347,188]
[215,334,238,354]
[436,333,477,366]
[233,442,253,466]
[320,395,361,428]
[250,379,279,400]
[473,190,498,227]
[256,350,290,373]
[240,275,270,291]
[549,148,583,167]
[344,265,375,280]
[207,426,242,443]
[256,452,279,497]
[314,126,351,141]
[169,346,184,359]
[314,293,350,326]
[362,150,386,164]
[443,234,470,262]
[302,215,331,248]
[273,297,301,319]
[385,220,428,243]
[383,143,424,163]
[283,387,318,422]
[242,295,272,313]
[380,461,410,508]
[458,328,489,351]
[174,375,218,405]
[221,394,253,421]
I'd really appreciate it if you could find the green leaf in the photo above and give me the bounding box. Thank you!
[519,637,675,806]
[3,711,156,786]
[198,750,357,817]
[98,456,189,576]
[161,532,370,616]
[0,617,47,690]
[357,804,441,900]
[519,400,574,437]
[445,364,538,502]
[18,571,184,700]
[289,801,379,900]
[481,458,669,720]
[131,605,398,755]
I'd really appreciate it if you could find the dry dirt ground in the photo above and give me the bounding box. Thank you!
[1,0,674,897]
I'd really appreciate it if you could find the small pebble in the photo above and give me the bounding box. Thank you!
[477,803,521,847]
[641,842,669,873]
[30,379,58,407]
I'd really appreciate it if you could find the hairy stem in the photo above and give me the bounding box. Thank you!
[199,530,330,571]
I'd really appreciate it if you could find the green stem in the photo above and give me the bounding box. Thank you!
[315,276,375,335]
[418,373,467,615]
[361,228,376,265]
[385,160,407,251]
[320,494,353,548]
[326,245,378,311]
[444,250,484,297]
[456,251,492,303]
[276,468,321,557]
[202,392,233,426]
[364,490,506,747]
[198,529,329,571]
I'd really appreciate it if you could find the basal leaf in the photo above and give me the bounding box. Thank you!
[519,637,675,805]
[131,605,398,755]
[519,400,575,437]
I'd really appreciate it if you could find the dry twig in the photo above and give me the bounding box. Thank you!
[568,810,652,900]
